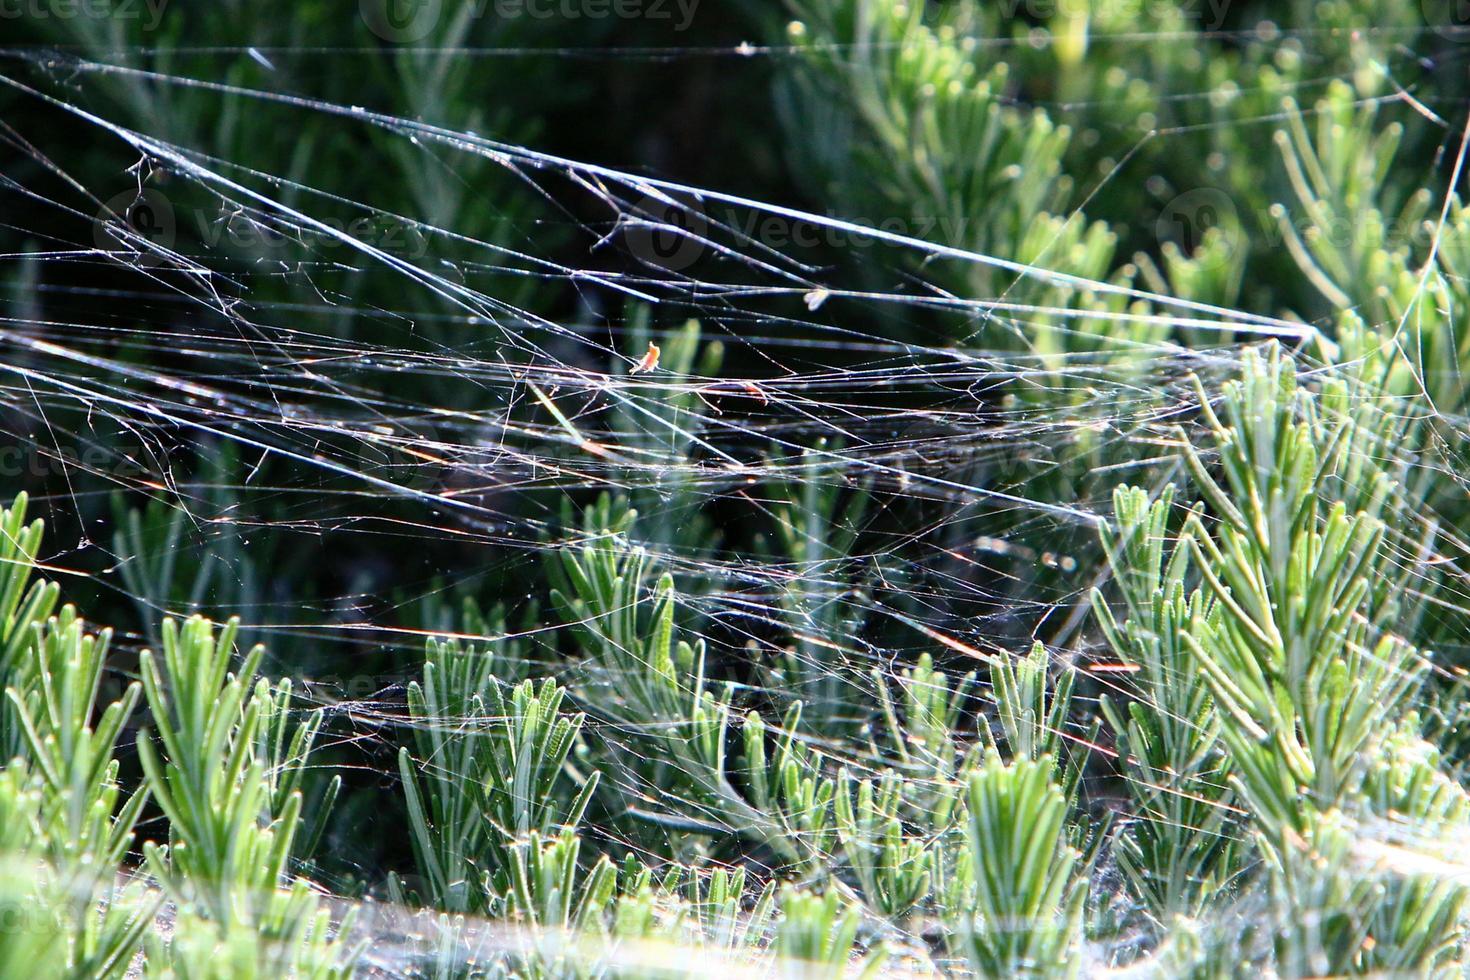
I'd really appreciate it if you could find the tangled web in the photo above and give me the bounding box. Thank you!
[2,9,1470,975]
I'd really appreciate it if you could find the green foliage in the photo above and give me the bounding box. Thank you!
[1094,485,1239,922]
[548,504,836,869]
[1176,346,1413,819]
[780,0,1085,299]
[0,859,69,980]
[136,616,355,974]
[833,770,931,920]
[773,887,885,979]
[0,493,60,759]
[763,442,871,731]
[144,906,352,980]
[871,652,973,814]
[956,754,1085,979]
[499,827,619,973]
[990,642,1072,770]
[1095,344,1470,976]
[397,636,597,913]
[7,609,141,870]
[5,0,1470,974]
[0,495,157,977]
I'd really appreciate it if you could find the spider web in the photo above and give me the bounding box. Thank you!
[1,11,1469,974]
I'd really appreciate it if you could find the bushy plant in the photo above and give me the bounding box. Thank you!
[2,0,1469,974]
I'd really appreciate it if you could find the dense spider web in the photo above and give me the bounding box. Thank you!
[1,17,1469,974]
